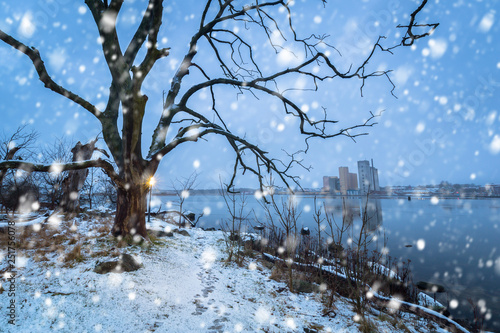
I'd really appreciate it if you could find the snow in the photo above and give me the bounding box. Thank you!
[1,213,468,332]
[0,213,49,228]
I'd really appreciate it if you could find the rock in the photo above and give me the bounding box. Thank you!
[177,229,190,237]
[228,233,239,241]
[204,227,216,231]
[94,253,142,274]
[149,230,174,238]
[293,279,319,293]
[304,327,319,333]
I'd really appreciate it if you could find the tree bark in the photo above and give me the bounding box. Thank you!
[112,183,148,239]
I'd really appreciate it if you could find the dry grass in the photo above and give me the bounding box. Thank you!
[0,211,115,270]
[64,243,83,265]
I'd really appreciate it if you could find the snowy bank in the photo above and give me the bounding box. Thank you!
[0,213,468,332]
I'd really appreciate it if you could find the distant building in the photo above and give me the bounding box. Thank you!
[323,176,340,193]
[339,167,358,195]
[358,159,380,194]
[339,167,349,195]
[349,172,358,191]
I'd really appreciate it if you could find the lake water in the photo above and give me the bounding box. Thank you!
[152,194,500,331]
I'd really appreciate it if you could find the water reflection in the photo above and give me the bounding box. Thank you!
[362,197,383,232]
[323,196,383,233]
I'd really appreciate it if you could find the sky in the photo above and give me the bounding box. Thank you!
[0,0,499,190]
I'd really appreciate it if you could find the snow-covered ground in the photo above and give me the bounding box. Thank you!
[0,211,465,332]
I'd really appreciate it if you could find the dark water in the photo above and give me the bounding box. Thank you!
[153,194,500,331]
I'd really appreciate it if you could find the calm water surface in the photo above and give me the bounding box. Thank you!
[153,194,500,331]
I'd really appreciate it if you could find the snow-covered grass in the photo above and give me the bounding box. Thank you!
[0,211,463,332]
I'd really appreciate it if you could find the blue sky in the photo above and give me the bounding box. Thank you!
[1,0,499,189]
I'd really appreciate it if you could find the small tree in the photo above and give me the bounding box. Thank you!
[170,172,198,227]
[258,183,301,292]
[83,166,99,210]
[220,184,250,264]
[0,125,38,185]
[0,126,39,214]
[39,137,73,210]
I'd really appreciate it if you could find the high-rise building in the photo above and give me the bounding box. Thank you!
[373,168,380,191]
[338,167,358,195]
[323,176,330,192]
[358,159,380,194]
[349,172,358,190]
[339,167,349,195]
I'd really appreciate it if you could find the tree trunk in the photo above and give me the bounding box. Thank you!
[60,140,96,213]
[111,183,149,240]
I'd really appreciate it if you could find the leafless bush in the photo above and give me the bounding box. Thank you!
[467,298,486,333]
[171,172,198,227]
[256,183,301,293]
[0,125,39,214]
[38,136,73,209]
[220,184,250,265]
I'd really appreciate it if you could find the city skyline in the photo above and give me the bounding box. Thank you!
[323,159,379,194]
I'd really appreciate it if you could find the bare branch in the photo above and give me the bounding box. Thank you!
[0,158,122,188]
[0,30,102,118]
[397,0,439,46]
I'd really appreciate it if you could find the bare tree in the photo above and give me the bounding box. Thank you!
[39,137,73,210]
[220,182,250,263]
[83,166,99,210]
[170,172,198,227]
[0,125,38,185]
[257,182,301,292]
[0,1,438,239]
[0,126,39,214]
